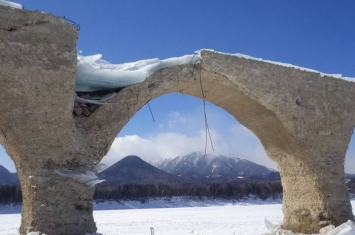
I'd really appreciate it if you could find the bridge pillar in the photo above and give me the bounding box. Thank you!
[269,148,353,233]
[199,50,355,233]
[18,167,97,235]
[0,7,98,235]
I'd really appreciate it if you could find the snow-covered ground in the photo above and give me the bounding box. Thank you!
[0,199,354,235]
[0,204,282,235]
[94,204,282,235]
[94,196,282,210]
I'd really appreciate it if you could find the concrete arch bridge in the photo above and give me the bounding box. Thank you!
[0,7,354,235]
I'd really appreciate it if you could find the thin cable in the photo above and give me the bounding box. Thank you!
[191,59,202,80]
[147,102,155,122]
[189,53,199,65]
[203,99,215,152]
[199,68,206,98]
[204,103,208,155]
[198,66,215,155]
[62,16,80,31]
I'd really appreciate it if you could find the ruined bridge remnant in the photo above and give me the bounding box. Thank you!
[0,7,354,235]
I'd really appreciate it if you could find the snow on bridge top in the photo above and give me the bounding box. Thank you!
[77,49,355,93]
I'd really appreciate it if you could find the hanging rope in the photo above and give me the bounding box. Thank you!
[147,102,155,122]
[62,16,80,31]
[202,99,215,154]
[197,64,215,155]
[189,53,199,65]
[180,91,184,98]
[191,59,202,80]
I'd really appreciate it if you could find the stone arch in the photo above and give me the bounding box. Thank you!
[1,7,354,234]
[101,65,295,161]
[101,91,275,169]
[83,51,355,233]
[84,62,296,158]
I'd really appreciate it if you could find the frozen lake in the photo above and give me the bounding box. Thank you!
[0,200,354,235]
[94,204,282,235]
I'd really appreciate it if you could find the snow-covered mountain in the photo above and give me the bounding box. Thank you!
[98,155,186,185]
[0,165,18,185]
[155,152,278,179]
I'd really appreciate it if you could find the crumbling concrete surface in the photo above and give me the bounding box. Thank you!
[0,7,96,235]
[0,6,354,235]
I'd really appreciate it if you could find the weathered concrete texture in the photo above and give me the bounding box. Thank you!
[200,51,355,232]
[88,52,355,233]
[1,6,354,235]
[0,7,96,235]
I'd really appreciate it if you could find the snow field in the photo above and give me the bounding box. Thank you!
[0,200,354,235]
[0,204,282,235]
[94,204,283,235]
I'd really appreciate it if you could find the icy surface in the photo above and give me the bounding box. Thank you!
[0,200,353,235]
[76,49,354,97]
[0,204,284,235]
[55,169,104,187]
[265,218,355,235]
[76,53,199,92]
[94,196,282,210]
[0,0,22,9]
[199,49,355,82]
[85,179,106,187]
[327,221,355,235]
[74,95,108,105]
[94,163,108,173]
[264,218,274,231]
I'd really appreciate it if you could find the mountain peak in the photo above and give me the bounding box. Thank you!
[98,155,182,185]
[156,152,276,179]
[121,155,143,162]
[0,165,19,185]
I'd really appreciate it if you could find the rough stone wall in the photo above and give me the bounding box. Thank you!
[86,52,355,232]
[0,7,97,235]
[0,6,354,234]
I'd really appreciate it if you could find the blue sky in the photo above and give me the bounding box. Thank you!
[1,0,355,173]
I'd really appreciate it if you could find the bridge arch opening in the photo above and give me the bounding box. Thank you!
[92,64,298,166]
[88,57,353,233]
[89,65,295,233]
[0,144,21,233]
[345,129,355,197]
[100,93,276,171]
[94,93,281,235]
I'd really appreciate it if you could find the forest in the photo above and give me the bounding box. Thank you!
[93,181,283,201]
[0,185,22,204]
[1,180,354,205]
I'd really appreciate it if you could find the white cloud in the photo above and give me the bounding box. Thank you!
[104,101,280,169]
[102,130,219,166]
[101,108,278,170]
[166,111,188,129]
[158,111,188,130]
[3,95,354,174]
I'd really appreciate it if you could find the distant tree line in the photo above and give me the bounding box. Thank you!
[1,179,355,205]
[0,185,22,204]
[94,182,283,201]
[348,180,355,198]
